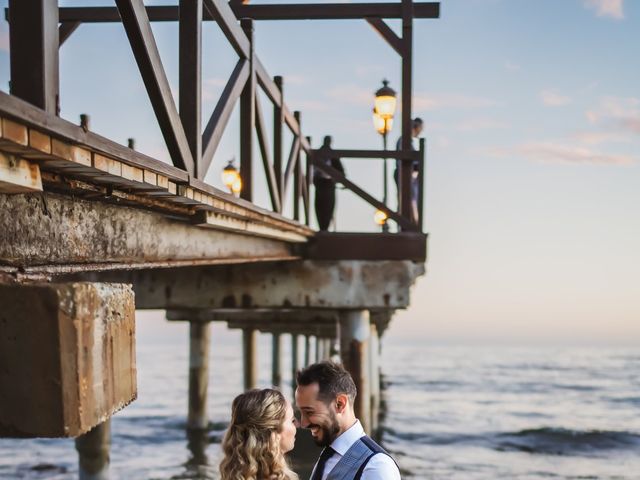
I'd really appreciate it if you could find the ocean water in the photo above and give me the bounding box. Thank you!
[1,318,639,479]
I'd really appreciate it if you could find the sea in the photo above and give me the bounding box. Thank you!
[1,316,639,479]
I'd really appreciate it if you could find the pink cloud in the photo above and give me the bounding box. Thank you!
[584,0,624,19]
[540,89,571,107]
[486,142,635,166]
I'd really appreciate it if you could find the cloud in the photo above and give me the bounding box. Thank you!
[456,118,509,132]
[572,130,632,145]
[540,89,571,107]
[413,93,498,111]
[504,61,521,72]
[325,84,372,107]
[584,0,624,19]
[586,96,640,135]
[486,142,635,166]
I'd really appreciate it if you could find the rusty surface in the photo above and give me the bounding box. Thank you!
[0,282,136,438]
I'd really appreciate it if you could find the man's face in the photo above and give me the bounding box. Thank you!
[413,123,424,137]
[295,383,341,447]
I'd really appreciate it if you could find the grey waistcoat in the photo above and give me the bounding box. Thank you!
[324,436,396,480]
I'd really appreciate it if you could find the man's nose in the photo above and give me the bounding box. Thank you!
[299,413,311,428]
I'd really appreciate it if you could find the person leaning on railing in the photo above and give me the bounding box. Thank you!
[394,117,424,224]
[313,136,345,231]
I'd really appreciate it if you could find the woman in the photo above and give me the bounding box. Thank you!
[220,388,299,480]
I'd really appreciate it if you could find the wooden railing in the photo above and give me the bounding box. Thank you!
[4,0,439,233]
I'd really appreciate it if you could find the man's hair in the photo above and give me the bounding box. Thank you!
[412,117,424,128]
[296,361,357,404]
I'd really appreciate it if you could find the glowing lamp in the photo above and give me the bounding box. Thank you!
[374,80,397,119]
[222,159,240,193]
[374,209,388,226]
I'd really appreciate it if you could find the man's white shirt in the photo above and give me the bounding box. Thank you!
[311,420,401,480]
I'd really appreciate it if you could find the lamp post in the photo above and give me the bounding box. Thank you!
[221,159,242,196]
[373,79,397,232]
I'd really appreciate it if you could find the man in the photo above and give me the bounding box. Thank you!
[313,136,345,231]
[295,361,401,480]
[394,117,424,224]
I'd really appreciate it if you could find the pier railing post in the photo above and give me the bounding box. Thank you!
[187,321,211,430]
[339,310,371,433]
[75,420,111,480]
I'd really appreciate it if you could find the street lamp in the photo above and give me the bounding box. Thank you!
[222,159,242,195]
[373,79,396,231]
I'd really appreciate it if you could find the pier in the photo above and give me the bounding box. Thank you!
[0,0,437,477]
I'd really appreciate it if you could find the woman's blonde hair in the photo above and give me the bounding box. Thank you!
[220,388,299,480]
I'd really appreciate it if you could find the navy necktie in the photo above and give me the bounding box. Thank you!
[311,446,336,480]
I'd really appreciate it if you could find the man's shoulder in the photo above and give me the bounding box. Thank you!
[358,436,401,479]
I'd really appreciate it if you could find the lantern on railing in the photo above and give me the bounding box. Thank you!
[373,209,388,226]
[374,79,397,120]
[222,159,241,195]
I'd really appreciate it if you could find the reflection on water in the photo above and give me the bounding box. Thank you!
[1,320,639,479]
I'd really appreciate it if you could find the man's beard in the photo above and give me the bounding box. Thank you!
[311,412,341,447]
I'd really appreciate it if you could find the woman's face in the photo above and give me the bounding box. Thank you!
[278,400,298,453]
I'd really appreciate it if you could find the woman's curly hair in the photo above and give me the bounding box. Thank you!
[220,388,299,480]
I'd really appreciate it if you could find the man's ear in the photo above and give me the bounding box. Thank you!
[335,393,349,414]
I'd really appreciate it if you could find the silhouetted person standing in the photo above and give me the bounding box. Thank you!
[314,136,345,231]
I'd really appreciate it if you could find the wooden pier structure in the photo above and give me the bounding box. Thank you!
[0,0,438,477]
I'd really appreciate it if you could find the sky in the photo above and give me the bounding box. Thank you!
[0,0,638,345]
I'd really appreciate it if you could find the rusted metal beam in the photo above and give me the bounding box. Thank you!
[365,17,403,56]
[115,0,195,174]
[201,58,250,178]
[179,0,203,177]
[240,19,255,202]
[8,0,59,116]
[59,21,81,47]
[56,3,440,22]
[203,0,250,58]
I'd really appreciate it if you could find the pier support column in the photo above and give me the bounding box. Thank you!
[340,310,371,433]
[75,420,110,480]
[369,323,381,435]
[272,332,283,389]
[243,328,257,391]
[291,334,300,391]
[187,321,211,430]
[304,334,311,366]
[315,336,321,362]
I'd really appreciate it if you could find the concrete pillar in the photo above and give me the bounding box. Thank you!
[0,282,136,438]
[243,328,257,391]
[187,321,211,430]
[304,334,311,366]
[75,420,110,480]
[272,332,283,389]
[369,323,381,435]
[315,336,321,362]
[291,334,300,390]
[340,310,371,433]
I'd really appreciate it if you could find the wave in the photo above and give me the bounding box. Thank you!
[383,426,640,457]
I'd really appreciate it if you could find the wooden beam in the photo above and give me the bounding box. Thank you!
[203,0,250,58]
[399,0,413,227]
[255,94,281,212]
[281,136,300,201]
[59,21,81,47]
[201,58,250,179]
[293,111,301,221]
[272,75,284,200]
[9,0,59,115]
[305,232,427,262]
[256,61,282,107]
[0,152,42,193]
[365,17,403,56]
[239,19,255,202]
[179,0,203,177]
[312,158,415,231]
[322,148,420,160]
[115,0,195,174]
[57,3,441,22]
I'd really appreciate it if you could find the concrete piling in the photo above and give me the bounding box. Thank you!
[291,334,300,390]
[304,334,311,366]
[340,310,371,433]
[243,328,258,390]
[369,323,381,435]
[75,420,111,480]
[187,321,211,430]
[272,332,283,389]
